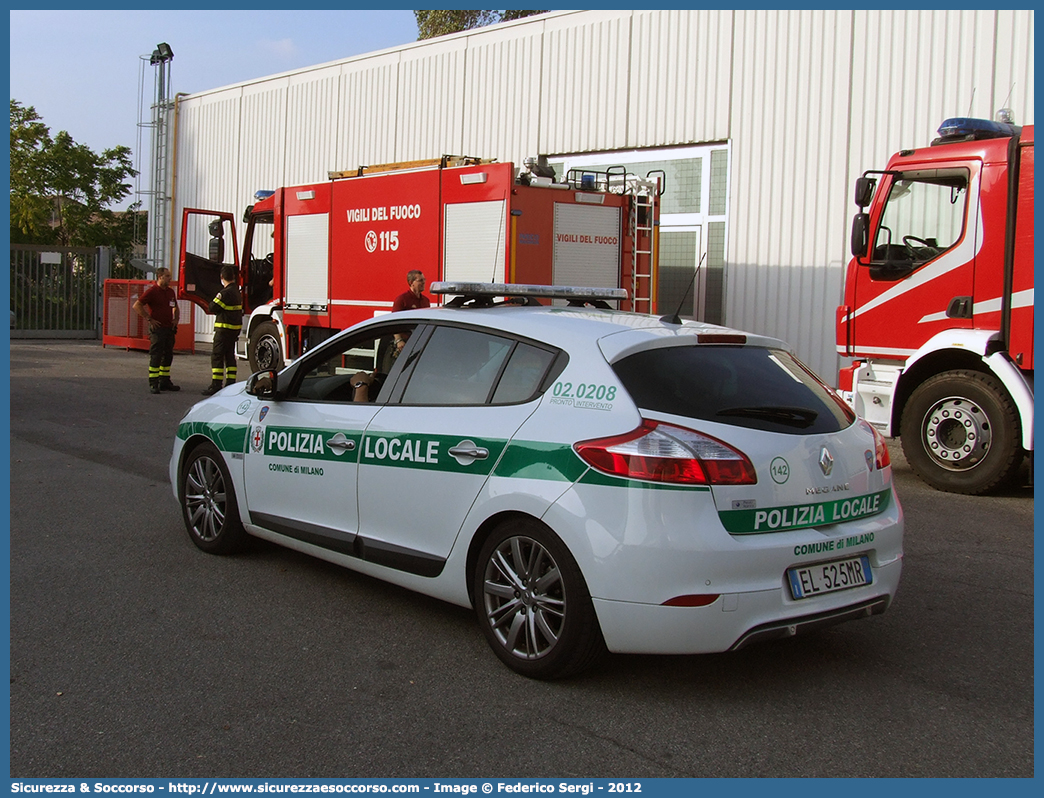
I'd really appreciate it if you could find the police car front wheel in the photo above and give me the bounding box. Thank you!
[474,519,605,680]
[180,441,248,554]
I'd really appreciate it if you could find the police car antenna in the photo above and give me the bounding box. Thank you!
[661,252,706,325]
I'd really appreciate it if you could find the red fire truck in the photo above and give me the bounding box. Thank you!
[178,155,659,372]
[837,117,1034,494]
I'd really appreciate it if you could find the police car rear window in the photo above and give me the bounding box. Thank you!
[612,346,855,435]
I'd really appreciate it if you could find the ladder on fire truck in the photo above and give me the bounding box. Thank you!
[329,155,494,180]
[628,174,659,314]
[604,166,661,314]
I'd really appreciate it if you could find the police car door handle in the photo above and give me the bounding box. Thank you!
[326,433,356,454]
[448,441,489,464]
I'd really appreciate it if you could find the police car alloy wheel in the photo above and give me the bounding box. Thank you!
[180,442,248,554]
[474,518,605,679]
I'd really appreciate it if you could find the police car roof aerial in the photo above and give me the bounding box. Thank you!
[430,282,628,310]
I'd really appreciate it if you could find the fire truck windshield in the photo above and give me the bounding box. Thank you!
[873,173,968,266]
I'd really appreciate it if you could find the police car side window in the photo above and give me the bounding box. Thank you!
[401,326,515,406]
[294,325,414,403]
[491,343,557,404]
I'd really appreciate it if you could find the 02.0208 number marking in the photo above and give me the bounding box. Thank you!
[552,382,617,402]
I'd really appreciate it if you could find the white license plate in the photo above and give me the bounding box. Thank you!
[787,555,872,600]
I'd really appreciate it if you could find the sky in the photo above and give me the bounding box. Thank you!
[9,8,423,208]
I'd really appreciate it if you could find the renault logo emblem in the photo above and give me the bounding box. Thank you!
[819,447,834,476]
[818,449,835,474]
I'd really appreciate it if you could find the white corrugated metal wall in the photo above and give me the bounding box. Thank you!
[169,9,1034,381]
[727,8,856,375]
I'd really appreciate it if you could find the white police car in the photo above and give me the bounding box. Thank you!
[171,283,903,679]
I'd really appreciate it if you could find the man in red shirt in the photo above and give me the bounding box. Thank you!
[132,267,181,394]
[391,270,431,312]
[390,270,431,355]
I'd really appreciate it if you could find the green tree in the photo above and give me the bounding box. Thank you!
[415,9,549,40]
[9,100,51,241]
[10,99,143,254]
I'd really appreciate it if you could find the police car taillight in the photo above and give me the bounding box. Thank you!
[859,420,890,470]
[872,425,890,470]
[575,420,757,486]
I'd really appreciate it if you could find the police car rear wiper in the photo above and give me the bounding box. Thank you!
[716,406,819,428]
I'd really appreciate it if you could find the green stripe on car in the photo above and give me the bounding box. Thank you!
[262,426,365,463]
[493,441,588,482]
[177,421,248,453]
[179,423,726,496]
[719,488,892,535]
[357,431,506,474]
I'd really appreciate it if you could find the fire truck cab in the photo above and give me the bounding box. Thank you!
[178,156,660,375]
[837,117,1034,494]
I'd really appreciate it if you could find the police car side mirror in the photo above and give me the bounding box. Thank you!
[246,370,278,398]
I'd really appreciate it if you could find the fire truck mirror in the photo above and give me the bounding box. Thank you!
[851,213,870,259]
[854,177,876,208]
[208,219,225,262]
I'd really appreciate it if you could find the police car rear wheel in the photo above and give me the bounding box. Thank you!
[180,442,248,554]
[474,519,605,679]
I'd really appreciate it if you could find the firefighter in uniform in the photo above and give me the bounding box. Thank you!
[203,264,243,395]
[132,267,180,394]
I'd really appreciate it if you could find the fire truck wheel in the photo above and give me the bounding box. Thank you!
[249,321,284,373]
[900,369,1022,495]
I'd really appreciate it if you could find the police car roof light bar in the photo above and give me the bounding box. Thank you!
[431,282,629,310]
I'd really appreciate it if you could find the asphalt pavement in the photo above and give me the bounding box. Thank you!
[7,340,1035,778]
